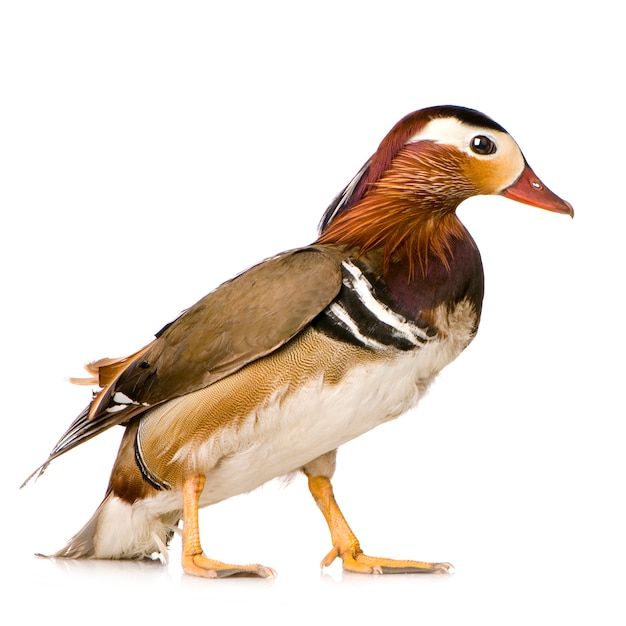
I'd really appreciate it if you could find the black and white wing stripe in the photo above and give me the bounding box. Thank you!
[315,260,433,351]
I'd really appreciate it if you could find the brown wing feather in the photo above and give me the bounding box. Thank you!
[23,246,344,485]
[68,347,152,390]
[93,245,344,412]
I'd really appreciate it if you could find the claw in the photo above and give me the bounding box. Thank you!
[182,554,276,578]
[181,473,277,579]
[308,474,452,576]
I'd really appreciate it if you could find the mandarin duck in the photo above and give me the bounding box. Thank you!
[24,106,573,578]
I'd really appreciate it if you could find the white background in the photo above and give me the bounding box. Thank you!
[1,1,624,623]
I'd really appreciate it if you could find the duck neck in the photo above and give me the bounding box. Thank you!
[317,143,478,278]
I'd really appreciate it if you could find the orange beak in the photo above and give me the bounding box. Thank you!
[501,164,574,217]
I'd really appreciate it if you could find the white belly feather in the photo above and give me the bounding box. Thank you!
[92,300,475,559]
[146,300,473,514]
[196,348,432,506]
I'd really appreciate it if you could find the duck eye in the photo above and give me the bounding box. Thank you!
[470,135,497,155]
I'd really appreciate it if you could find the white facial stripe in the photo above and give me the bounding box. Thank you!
[406,116,526,191]
[407,117,514,158]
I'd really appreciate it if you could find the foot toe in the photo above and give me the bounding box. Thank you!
[182,554,276,579]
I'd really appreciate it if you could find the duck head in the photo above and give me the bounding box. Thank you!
[318,105,573,274]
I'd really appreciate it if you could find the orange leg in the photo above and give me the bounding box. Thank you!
[307,474,452,574]
[181,473,275,578]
